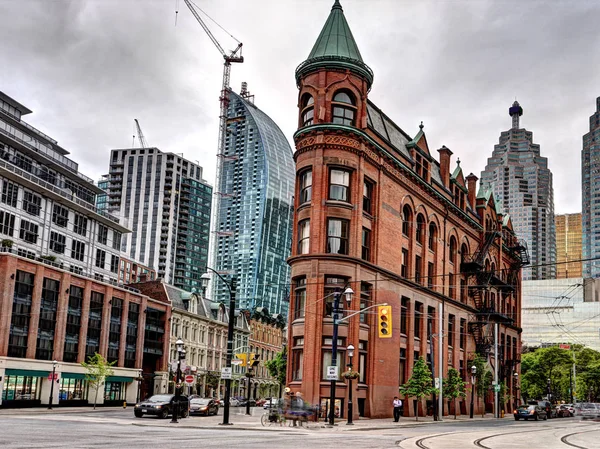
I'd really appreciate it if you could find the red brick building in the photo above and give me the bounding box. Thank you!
[287,0,526,419]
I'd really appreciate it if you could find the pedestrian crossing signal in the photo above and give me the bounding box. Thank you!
[378,305,392,338]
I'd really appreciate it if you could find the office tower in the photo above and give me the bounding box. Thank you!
[212,87,295,317]
[480,101,556,280]
[555,213,582,278]
[96,174,109,211]
[582,97,600,278]
[106,148,212,291]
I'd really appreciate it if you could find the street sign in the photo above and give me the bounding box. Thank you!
[434,378,440,389]
[170,361,178,372]
[221,367,232,379]
[494,385,501,393]
[184,375,194,385]
[326,366,338,380]
[232,359,243,366]
[180,361,187,372]
[559,344,571,350]
[47,373,59,381]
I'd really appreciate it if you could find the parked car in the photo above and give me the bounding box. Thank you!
[189,398,219,416]
[530,400,555,418]
[564,404,575,416]
[229,397,240,407]
[556,404,572,417]
[134,394,189,419]
[263,398,281,409]
[573,402,600,419]
[255,398,267,407]
[238,398,257,407]
[514,404,547,421]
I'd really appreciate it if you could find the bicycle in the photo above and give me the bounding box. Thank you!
[261,407,285,426]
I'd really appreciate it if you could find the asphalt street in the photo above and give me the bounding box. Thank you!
[0,407,598,449]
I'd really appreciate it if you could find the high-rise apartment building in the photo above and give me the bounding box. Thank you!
[211,88,294,317]
[106,149,212,291]
[582,97,600,278]
[480,101,556,280]
[555,213,582,278]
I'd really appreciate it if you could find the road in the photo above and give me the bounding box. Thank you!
[0,408,598,449]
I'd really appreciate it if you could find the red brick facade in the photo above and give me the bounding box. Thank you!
[287,2,523,420]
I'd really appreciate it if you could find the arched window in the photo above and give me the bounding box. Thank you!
[449,236,457,264]
[301,94,314,127]
[428,222,437,251]
[331,91,356,126]
[416,214,425,245]
[402,205,412,236]
[461,243,469,264]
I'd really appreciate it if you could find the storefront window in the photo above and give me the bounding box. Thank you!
[104,381,125,402]
[2,375,40,401]
[59,378,87,401]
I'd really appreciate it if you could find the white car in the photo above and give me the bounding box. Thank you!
[229,397,240,407]
[263,398,281,409]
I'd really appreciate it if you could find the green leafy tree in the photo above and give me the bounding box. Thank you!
[443,367,467,419]
[399,357,438,421]
[264,346,287,396]
[205,370,221,391]
[470,353,491,416]
[81,353,116,409]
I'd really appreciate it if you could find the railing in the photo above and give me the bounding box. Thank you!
[0,158,122,225]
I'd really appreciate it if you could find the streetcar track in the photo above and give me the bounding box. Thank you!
[561,428,600,449]
[414,432,459,449]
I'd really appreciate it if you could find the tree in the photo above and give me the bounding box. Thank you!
[81,353,115,409]
[265,346,287,397]
[470,353,491,417]
[399,357,438,421]
[443,367,466,419]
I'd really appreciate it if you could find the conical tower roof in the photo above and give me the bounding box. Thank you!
[295,0,373,87]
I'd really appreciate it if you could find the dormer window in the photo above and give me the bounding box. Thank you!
[301,94,314,127]
[415,154,429,180]
[332,91,356,126]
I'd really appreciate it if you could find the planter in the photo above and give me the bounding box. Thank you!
[1,239,13,248]
[342,370,360,380]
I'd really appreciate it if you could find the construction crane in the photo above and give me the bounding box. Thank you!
[134,119,149,148]
[181,0,244,274]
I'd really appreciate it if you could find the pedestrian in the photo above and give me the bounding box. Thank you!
[393,396,403,422]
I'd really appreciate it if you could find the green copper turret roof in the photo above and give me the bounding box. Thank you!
[295,0,373,88]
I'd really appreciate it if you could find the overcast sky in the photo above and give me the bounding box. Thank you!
[1,0,598,214]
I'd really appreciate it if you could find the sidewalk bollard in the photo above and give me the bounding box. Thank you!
[501,410,504,418]
[123,401,127,409]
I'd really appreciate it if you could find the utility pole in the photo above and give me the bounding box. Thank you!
[494,322,499,418]
[438,302,443,421]
[428,318,437,421]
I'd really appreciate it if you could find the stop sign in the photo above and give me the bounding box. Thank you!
[184,375,194,385]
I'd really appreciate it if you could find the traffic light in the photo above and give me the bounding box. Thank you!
[249,353,260,367]
[378,305,392,338]
[235,353,248,367]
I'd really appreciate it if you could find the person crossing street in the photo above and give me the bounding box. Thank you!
[393,396,403,422]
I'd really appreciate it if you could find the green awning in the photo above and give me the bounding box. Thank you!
[106,376,134,383]
[5,369,50,377]
[62,372,86,380]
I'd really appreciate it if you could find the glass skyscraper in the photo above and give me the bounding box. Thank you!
[582,97,600,278]
[480,101,556,280]
[212,88,294,317]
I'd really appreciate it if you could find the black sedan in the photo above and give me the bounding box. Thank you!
[189,398,219,416]
[134,394,189,419]
[514,404,547,421]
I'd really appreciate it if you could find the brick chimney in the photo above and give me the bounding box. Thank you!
[466,173,478,210]
[437,146,453,188]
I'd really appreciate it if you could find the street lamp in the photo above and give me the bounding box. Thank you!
[171,339,185,424]
[137,369,143,403]
[470,365,477,419]
[328,286,354,426]
[547,378,551,401]
[513,372,519,410]
[202,267,237,426]
[346,344,355,425]
[48,360,57,410]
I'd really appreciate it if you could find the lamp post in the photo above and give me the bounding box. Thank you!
[171,339,185,424]
[201,267,237,426]
[346,344,355,425]
[470,365,476,419]
[48,360,57,410]
[547,378,551,401]
[513,372,519,410]
[328,286,354,426]
[137,369,143,403]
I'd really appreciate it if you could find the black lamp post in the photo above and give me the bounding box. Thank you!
[48,360,57,410]
[470,365,477,419]
[328,286,354,426]
[202,267,237,426]
[346,344,355,425]
[547,378,551,401]
[171,339,185,424]
[513,372,519,410]
[137,369,143,403]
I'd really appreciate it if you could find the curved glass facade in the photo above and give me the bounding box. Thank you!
[213,91,294,317]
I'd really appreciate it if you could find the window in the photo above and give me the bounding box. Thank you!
[415,154,429,179]
[416,214,425,245]
[448,315,455,348]
[0,211,16,236]
[293,277,306,320]
[323,276,347,317]
[113,231,122,250]
[19,220,38,244]
[363,179,373,214]
[23,192,41,216]
[71,240,85,261]
[427,262,434,288]
[327,219,349,255]
[449,236,457,264]
[49,232,66,254]
[428,222,437,251]
[292,349,303,380]
[400,297,409,334]
[1,181,18,207]
[52,204,69,227]
[402,205,412,236]
[329,168,350,201]
[300,94,314,127]
[361,227,371,261]
[401,248,409,278]
[414,302,423,339]
[297,220,310,254]
[449,273,456,299]
[321,349,346,381]
[95,248,106,269]
[359,283,371,324]
[459,319,466,349]
[331,91,356,126]
[97,224,108,245]
[299,170,312,204]
[415,255,422,284]
[74,214,87,236]
[110,255,119,273]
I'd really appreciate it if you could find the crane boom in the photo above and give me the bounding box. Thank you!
[134,119,149,148]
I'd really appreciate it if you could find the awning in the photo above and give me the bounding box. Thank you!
[106,376,134,383]
[61,373,86,380]
[5,369,50,377]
